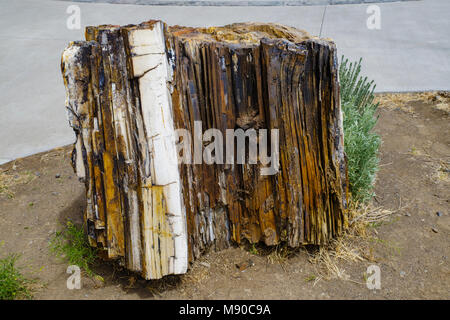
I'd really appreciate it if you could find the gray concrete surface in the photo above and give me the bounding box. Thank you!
[60,0,416,6]
[0,0,449,164]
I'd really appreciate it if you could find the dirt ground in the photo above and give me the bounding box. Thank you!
[0,93,448,300]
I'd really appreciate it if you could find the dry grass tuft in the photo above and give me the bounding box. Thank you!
[180,260,211,286]
[308,202,393,283]
[267,245,292,265]
[308,246,351,283]
[0,165,35,198]
[39,147,70,163]
[265,244,304,272]
[348,204,394,228]
[242,241,299,267]
[375,91,450,114]
[432,161,450,183]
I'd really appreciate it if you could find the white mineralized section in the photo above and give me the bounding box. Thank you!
[128,22,188,275]
[62,44,86,180]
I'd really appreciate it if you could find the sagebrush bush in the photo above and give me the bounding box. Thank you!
[340,56,381,203]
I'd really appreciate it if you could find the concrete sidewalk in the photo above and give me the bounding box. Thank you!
[0,0,449,164]
[58,0,415,5]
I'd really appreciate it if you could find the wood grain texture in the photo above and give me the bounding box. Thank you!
[61,20,348,279]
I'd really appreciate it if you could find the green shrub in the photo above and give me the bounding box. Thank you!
[0,254,31,300]
[49,221,97,276]
[340,56,381,203]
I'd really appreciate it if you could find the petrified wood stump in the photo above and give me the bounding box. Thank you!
[61,21,348,279]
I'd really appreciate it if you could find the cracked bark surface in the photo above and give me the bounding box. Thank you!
[61,20,348,279]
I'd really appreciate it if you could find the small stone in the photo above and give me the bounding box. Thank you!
[51,192,59,196]
[436,211,442,217]
[431,227,438,233]
[236,259,254,272]
[55,174,61,178]
[405,213,411,217]
[400,271,406,278]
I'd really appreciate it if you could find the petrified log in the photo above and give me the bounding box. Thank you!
[61,21,348,279]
